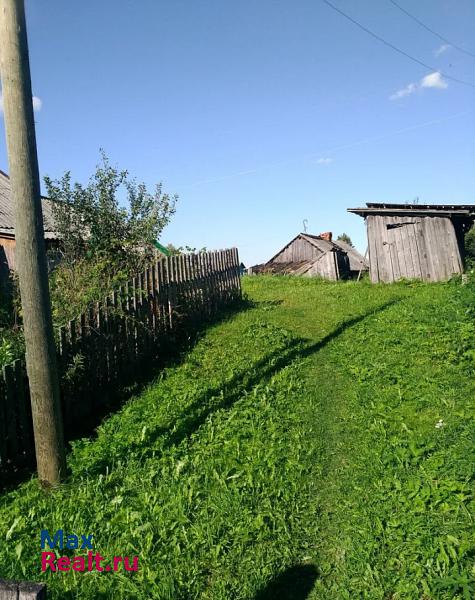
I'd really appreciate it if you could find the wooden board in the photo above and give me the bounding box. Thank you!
[366,214,464,282]
[0,249,242,472]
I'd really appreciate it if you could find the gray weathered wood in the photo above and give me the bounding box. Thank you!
[0,579,17,600]
[0,579,46,600]
[18,581,46,600]
[0,0,65,483]
[1,249,241,470]
[363,212,465,283]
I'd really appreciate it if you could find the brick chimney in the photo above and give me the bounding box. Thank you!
[319,231,333,242]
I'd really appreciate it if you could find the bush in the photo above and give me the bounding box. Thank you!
[44,152,178,324]
[464,225,475,270]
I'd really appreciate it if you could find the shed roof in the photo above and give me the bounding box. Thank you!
[348,203,475,218]
[0,170,59,238]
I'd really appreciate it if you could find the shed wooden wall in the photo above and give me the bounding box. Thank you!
[272,237,321,263]
[367,214,463,283]
[306,251,340,280]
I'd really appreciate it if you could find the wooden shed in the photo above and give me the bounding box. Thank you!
[348,203,475,283]
[252,232,351,280]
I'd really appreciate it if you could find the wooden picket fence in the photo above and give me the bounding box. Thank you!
[0,249,241,472]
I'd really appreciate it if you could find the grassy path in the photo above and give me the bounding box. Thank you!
[0,277,473,599]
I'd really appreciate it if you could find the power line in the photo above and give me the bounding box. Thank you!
[185,110,471,188]
[389,0,475,60]
[321,0,475,89]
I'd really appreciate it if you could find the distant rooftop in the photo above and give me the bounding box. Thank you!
[0,169,59,238]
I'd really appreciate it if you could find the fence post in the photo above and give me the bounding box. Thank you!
[0,580,46,599]
[1,248,241,473]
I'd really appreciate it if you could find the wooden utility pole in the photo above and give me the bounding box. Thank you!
[0,0,65,484]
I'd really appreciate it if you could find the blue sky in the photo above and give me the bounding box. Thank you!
[1,0,474,265]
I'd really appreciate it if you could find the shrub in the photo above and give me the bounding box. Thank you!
[44,152,178,324]
[464,225,475,270]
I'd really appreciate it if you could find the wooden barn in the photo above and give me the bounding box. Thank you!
[252,232,360,280]
[348,203,475,283]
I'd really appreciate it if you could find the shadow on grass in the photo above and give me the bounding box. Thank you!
[255,564,319,600]
[82,299,400,476]
[0,297,253,491]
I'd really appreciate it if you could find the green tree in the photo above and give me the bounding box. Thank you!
[337,233,354,247]
[45,151,177,268]
[465,225,475,270]
[44,152,178,323]
[166,243,207,256]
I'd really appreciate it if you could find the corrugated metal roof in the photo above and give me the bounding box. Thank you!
[0,170,59,236]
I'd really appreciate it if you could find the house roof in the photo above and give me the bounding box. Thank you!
[252,260,314,275]
[299,233,344,253]
[332,238,368,271]
[267,232,345,264]
[0,170,60,239]
[348,203,475,218]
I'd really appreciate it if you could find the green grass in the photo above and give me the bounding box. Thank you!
[0,276,474,599]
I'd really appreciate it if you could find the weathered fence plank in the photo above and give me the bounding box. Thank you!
[0,580,46,600]
[0,249,241,471]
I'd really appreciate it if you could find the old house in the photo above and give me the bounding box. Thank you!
[252,232,366,280]
[0,170,60,285]
[332,238,369,278]
[348,203,475,283]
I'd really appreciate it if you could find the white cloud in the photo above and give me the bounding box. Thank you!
[421,71,448,89]
[0,94,42,112]
[32,96,42,111]
[434,44,451,57]
[316,157,333,165]
[390,72,448,100]
[390,82,417,100]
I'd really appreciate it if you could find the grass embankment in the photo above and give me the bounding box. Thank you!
[0,276,474,599]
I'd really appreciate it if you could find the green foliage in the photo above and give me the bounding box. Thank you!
[0,276,24,367]
[43,152,178,324]
[44,151,177,269]
[0,277,473,598]
[464,225,475,270]
[336,232,353,247]
[0,338,14,366]
[166,243,207,256]
[48,255,130,324]
[63,352,85,383]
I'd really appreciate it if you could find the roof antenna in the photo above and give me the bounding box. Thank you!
[303,218,308,233]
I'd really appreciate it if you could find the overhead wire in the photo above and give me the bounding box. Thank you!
[321,0,475,89]
[388,0,475,59]
[184,110,471,188]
